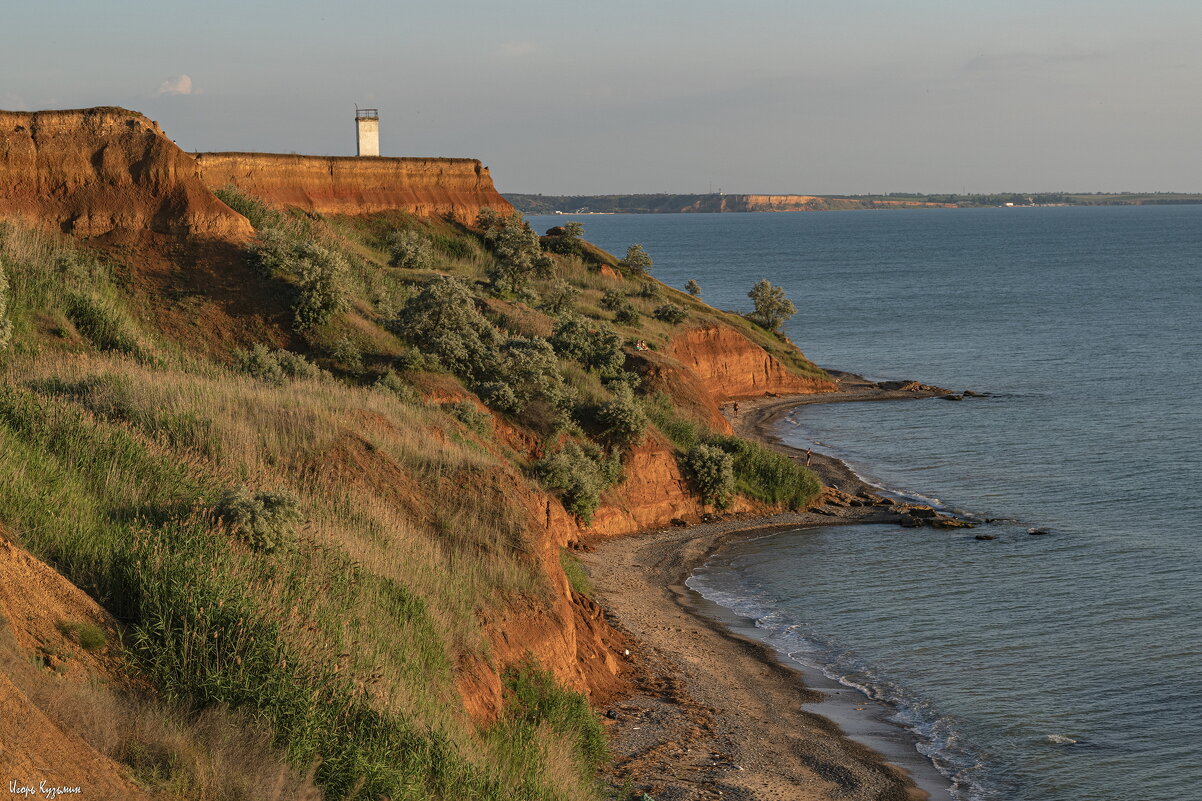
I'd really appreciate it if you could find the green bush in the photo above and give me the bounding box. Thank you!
[652,303,686,325]
[373,369,422,404]
[634,282,661,300]
[441,400,491,436]
[233,344,323,385]
[214,487,302,553]
[685,279,702,298]
[601,290,639,325]
[681,444,735,507]
[592,386,647,448]
[249,232,350,333]
[548,315,624,375]
[327,337,364,373]
[478,211,554,293]
[386,229,435,270]
[712,435,821,509]
[613,304,639,325]
[537,279,580,316]
[533,442,621,524]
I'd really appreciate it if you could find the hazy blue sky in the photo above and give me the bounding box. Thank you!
[3,1,1200,194]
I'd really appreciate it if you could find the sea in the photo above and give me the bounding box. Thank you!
[530,207,1202,801]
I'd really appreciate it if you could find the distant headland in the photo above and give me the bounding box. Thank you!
[505,191,1202,214]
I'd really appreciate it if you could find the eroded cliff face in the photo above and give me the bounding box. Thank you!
[0,107,251,239]
[670,324,837,400]
[194,152,513,223]
[681,194,955,213]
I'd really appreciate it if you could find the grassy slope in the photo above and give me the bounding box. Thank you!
[0,203,824,800]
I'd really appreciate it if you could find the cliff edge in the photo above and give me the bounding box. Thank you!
[0,107,251,239]
[194,152,513,223]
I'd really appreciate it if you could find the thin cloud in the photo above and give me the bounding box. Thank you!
[156,74,194,96]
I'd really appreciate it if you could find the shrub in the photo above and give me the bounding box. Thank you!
[542,221,585,257]
[533,442,621,524]
[56,620,107,651]
[747,278,797,332]
[389,276,500,379]
[441,400,491,436]
[479,211,553,293]
[386,229,435,270]
[233,344,323,385]
[0,263,12,349]
[249,233,350,332]
[682,444,734,507]
[619,243,653,275]
[292,245,350,331]
[537,279,580,316]
[214,488,302,553]
[548,315,624,375]
[327,337,364,373]
[634,282,661,300]
[653,303,686,325]
[601,290,639,324]
[685,279,702,298]
[712,436,822,509]
[373,369,421,404]
[613,304,639,325]
[593,385,648,448]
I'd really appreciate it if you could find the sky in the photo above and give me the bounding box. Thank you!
[3,0,1201,195]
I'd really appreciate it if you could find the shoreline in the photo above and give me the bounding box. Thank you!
[583,374,962,800]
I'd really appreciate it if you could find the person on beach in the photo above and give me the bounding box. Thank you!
[805,449,813,465]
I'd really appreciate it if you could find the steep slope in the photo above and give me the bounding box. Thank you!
[194,153,512,222]
[0,532,150,800]
[669,323,837,399]
[0,107,251,239]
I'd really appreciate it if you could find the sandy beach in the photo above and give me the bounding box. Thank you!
[582,375,959,801]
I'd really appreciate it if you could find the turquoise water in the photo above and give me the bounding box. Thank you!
[530,208,1202,801]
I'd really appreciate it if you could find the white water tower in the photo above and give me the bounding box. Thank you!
[355,108,379,156]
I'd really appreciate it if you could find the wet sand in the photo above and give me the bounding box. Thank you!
[583,374,958,800]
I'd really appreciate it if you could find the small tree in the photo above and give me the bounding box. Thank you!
[652,303,686,325]
[685,279,702,298]
[682,444,734,507]
[538,279,580,316]
[747,279,796,332]
[481,212,554,293]
[619,244,653,275]
[386,229,434,270]
[594,385,648,448]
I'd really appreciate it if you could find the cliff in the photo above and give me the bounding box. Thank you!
[669,323,838,399]
[0,107,251,239]
[683,194,955,213]
[194,152,513,223]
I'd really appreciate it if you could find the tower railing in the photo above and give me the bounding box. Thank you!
[355,109,379,119]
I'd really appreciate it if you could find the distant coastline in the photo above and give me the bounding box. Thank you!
[506,191,1202,214]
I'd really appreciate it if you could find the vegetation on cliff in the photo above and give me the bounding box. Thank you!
[0,192,827,800]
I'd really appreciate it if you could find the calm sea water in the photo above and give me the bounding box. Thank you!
[531,208,1202,801]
